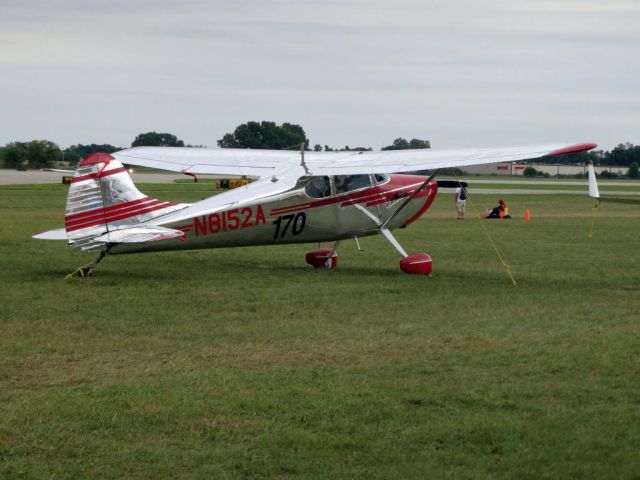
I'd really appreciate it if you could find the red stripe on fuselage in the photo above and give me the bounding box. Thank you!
[65,201,175,232]
[65,197,155,223]
[65,199,162,228]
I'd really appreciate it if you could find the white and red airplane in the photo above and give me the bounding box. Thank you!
[34,142,596,276]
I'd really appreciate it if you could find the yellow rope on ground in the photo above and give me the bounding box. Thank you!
[456,177,517,287]
[588,200,600,240]
[64,262,94,280]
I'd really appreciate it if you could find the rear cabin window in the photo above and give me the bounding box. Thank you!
[304,176,332,198]
[334,175,371,194]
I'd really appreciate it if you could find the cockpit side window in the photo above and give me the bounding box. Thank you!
[334,174,372,194]
[374,173,389,184]
[304,176,332,198]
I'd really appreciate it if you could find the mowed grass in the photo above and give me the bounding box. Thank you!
[1,184,640,479]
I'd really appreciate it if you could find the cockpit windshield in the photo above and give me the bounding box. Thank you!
[304,176,332,198]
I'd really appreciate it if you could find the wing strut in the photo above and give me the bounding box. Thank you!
[352,204,408,257]
[300,143,310,175]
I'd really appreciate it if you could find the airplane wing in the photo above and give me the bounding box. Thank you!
[113,147,299,178]
[113,143,596,177]
[305,143,597,175]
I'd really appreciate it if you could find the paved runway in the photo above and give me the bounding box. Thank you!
[1,169,639,195]
[0,170,216,184]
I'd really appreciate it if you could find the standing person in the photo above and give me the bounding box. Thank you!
[455,184,467,219]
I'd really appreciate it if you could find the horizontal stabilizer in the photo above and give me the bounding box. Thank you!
[33,228,67,240]
[94,226,185,244]
[41,168,75,174]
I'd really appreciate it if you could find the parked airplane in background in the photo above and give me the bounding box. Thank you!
[34,142,596,276]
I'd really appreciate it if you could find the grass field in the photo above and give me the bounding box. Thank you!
[1,184,639,479]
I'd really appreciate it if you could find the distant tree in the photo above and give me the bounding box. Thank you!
[3,142,28,168]
[628,162,639,179]
[599,170,619,179]
[217,121,309,150]
[25,140,61,168]
[322,144,372,152]
[132,132,185,147]
[66,144,121,164]
[408,138,431,149]
[382,138,409,150]
[382,137,430,150]
[62,148,82,165]
[313,144,322,152]
[604,143,640,167]
[0,146,4,168]
[523,166,539,177]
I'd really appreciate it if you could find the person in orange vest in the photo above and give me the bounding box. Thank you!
[487,199,511,219]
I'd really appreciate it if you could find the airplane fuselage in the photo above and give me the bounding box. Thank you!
[110,173,437,255]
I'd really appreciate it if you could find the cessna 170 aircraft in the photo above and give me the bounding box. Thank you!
[34,142,596,276]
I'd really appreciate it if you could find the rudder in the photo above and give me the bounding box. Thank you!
[65,153,179,251]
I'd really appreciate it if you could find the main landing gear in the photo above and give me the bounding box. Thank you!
[305,233,432,275]
[380,228,432,275]
[306,241,340,269]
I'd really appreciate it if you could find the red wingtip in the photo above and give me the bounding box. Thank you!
[545,143,597,157]
[79,152,114,167]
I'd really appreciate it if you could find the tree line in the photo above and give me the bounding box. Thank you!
[0,132,188,169]
[529,142,640,168]
[1,122,639,175]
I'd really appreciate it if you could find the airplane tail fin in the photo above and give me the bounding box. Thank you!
[64,153,180,251]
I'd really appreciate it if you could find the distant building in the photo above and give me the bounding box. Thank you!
[463,163,629,176]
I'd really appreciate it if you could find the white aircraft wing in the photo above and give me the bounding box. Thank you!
[113,147,299,178]
[305,142,597,175]
[114,143,596,178]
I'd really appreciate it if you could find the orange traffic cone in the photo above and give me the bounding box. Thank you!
[524,209,531,221]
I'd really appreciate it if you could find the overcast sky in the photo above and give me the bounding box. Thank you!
[1,0,638,151]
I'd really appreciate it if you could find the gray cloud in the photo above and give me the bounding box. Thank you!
[0,0,638,150]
